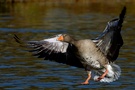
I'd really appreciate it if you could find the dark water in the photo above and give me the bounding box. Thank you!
[0,1,135,90]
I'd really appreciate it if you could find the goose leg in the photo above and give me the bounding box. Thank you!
[97,69,108,81]
[81,71,91,85]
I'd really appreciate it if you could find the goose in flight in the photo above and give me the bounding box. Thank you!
[14,6,126,84]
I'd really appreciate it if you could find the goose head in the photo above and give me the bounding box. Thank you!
[57,34,76,44]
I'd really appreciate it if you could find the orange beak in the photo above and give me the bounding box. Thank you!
[58,35,64,41]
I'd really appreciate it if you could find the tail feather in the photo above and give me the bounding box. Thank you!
[92,64,121,83]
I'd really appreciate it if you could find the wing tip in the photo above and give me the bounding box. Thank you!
[13,34,22,44]
[118,6,126,25]
[120,6,126,18]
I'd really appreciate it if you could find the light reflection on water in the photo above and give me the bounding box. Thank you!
[0,1,135,90]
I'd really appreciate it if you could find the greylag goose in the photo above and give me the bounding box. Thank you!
[14,6,126,84]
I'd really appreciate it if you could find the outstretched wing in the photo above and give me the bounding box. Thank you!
[93,6,126,62]
[14,34,84,68]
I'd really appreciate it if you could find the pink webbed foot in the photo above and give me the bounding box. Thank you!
[81,71,91,85]
[96,69,108,81]
[81,81,89,85]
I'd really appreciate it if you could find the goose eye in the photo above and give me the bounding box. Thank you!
[63,34,67,37]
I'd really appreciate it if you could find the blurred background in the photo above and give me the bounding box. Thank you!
[0,0,135,90]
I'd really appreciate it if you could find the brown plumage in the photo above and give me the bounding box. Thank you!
[14,6,126,84]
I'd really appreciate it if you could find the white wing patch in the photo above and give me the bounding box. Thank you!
[28,34,69,54]
[43,34,68,53]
